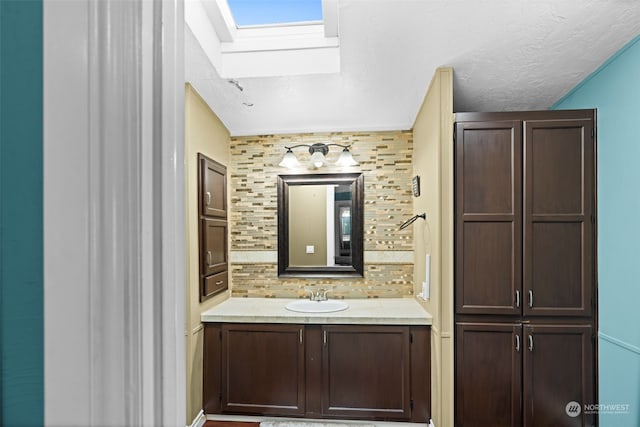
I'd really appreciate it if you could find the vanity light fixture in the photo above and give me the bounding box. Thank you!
[278,143,359,169]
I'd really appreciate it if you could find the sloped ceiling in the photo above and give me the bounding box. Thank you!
[186,0,640,136]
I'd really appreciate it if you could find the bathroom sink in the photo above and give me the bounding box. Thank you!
[285,299,349,313]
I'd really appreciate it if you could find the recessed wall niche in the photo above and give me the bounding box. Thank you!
[229,130,414,298]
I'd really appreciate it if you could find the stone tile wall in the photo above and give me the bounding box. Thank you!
[229,130,415,298]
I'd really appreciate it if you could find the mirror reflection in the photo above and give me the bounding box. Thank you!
[277,173,364,277]
[288,184,352,267]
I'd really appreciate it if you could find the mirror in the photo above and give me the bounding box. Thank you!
[277,173,364,277]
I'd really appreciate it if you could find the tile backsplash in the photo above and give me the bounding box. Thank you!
[229,130,414,298]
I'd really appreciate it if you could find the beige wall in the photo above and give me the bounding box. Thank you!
[184,84,231,425]
[412,68,454,427]
[289,185,327,266]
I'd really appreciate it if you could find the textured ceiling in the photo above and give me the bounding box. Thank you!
[186,0,640,136]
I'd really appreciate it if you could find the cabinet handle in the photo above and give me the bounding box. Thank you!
[323,330,327,346]
[528,290,534,308]
[215,281,223,285]
[206,191,211,206]
[207,251,212,267]
[515,290,520,308]
[528,335,534,352]
[299,329,303,344]
[515,334,520,352]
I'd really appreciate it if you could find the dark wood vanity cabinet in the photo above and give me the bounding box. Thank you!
[203,323,431,422]
[454,110,597,427]
[198,154,228,300]
[221,324,306,416]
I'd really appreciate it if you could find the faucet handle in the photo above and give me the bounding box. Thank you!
[317,288,328,301]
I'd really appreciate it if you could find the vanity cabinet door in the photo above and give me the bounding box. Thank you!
[221,324,305,416]
[321,325,411,420]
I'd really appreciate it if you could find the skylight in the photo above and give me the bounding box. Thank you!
[226,0,323,27]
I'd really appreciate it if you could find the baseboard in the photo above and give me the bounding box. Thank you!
[189,410,207,427]
[206,414,430,427]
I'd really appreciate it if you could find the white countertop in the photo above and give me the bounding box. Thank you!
[200,297,432,325]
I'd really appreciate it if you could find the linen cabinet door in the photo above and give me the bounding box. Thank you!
[455,322,522,427]
[199,154,227,218]
[455,120,523,315]
[201,218,227,277]
[523,324,595,427]
[523,117,595,317]
[321,325,411,420]
[221,324,305,416]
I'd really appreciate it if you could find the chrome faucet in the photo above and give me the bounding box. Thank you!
[309,288,328,302]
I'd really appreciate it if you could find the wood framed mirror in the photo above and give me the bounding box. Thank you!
[277,173,364,277]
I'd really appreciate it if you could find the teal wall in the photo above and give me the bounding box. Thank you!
[0,1,44,426]
[554,35,640,426]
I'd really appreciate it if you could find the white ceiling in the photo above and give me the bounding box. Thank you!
[186,0,640,136]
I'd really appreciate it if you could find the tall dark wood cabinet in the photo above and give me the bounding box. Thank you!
[198,154,228,300]
[454,110,597,427]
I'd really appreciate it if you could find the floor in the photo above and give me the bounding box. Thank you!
[204,422,260,427]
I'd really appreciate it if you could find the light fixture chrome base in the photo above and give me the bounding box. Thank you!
[309,143,329,156]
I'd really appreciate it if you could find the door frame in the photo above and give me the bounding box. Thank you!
[43,0,186,425]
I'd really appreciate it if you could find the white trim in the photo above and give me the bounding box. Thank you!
[44,0,185,425]
[44,1,92,423]
[322,0,339,37]
[365,251,414,264]
[186,0,341,79]
[221,26,338,52]
[160,0,187,425]
[599,331,640,355]
[207,414,429,427]
[227,122,415,138]
[189,410,207,427]
[220,46,339,78]
[203,0,236,42]
[230,251,279,263]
